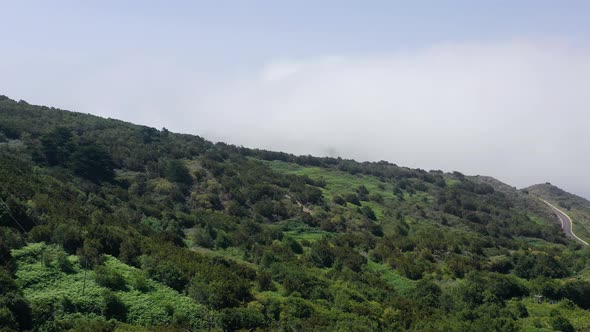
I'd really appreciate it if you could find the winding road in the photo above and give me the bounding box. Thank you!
[541,199,589,246]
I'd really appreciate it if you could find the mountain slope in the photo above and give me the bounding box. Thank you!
[1,95,590,331]
[526,183,590,243]
[471,176,559,228]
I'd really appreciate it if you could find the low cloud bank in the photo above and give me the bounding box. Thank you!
[2,41,589,198]
[190,41,590,198]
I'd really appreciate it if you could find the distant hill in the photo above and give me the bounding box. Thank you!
[526,183,590,242]
[1,95,590,331]
[471,176,558,226]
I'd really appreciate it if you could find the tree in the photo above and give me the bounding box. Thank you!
[94,266,127,290]
[310,240,334,268]
[69,143,115,182]
[40,127,74,166]
[551,316,574,332]
[284,237,303,254]
[164,159,193,185]
[356,185,369,201]
[413,280,442,310]
[77,239,104,268]
[256,271,276,291]
[101,290,127,321]
[144,261,188,292]
[344,193,361,206]
[559,280,590,309]
[360,205,377,220]
[332,195,347,206]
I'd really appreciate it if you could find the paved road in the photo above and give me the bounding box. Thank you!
[541,199,589,246]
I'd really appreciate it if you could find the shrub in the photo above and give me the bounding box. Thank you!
[344,193,361,206]
[130,271,151,292]
[551,316,574,332]
[332,195,347,206]
[559,280,590,309]
[220,307,266,331]
[164,159,193,185]
[256,271,276,292]
[310,240,335,268]
[69,143,116,183]
[284,237,303,254]
[144,261,188,292]
[101,290,127,321]
[360,206,377,220]
[77,239,104,268]
[55,251,74,273]
[94,266,127,291]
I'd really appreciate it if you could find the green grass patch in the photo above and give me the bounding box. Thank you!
[13,243,208,328]
[276,220,333,243]
[365,261,415,295]
[266,160,395,202]
[515,237,567,250]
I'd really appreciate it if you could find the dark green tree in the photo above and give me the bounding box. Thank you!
[164,159,193,185]
[69,143,115,182]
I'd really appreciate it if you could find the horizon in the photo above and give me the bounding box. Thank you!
[2,1,590,199]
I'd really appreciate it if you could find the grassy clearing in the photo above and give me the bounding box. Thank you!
[365,261,415,295]
[528,215,547,226]
[276,219,333,242]
[266,160,395,202]
[445,177,461,187]
[266,161,434,227]
[515,237,567,250]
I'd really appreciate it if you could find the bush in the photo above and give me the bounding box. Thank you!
[130,271,151,292]
[77,239,104,268]
[190,227,214,248]
[164,159,193,185]
[283,297,314,318]
[55,251,74,273]
[559,280,590,309]
[256,271,276,291]
[144,261,188,292]
[220,307,266,331]
[551,316,574,332]
[356,185,369,200]
[310,240,335,268]
[101,290,127,321]
[284,237,303,254]
[94,266,127,291]
[344,193,361,206]
[360,206,377,220]
[69,143,116,183]
[332,195,347,206]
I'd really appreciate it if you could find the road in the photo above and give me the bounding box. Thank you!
[541,199,589,246]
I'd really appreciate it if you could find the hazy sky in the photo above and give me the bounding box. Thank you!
[2,1,590,198]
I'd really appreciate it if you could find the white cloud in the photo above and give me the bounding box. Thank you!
[2,40,590,198]
[184,41,590,198]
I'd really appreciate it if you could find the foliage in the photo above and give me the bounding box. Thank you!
[1,96,590,330]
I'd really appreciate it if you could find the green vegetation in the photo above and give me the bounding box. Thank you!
[12,243,208,330]
[527,183,590,243]
[0,95,589,331]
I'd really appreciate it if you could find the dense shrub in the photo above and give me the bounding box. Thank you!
[94,266,127,290]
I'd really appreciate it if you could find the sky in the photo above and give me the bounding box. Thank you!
[1,1,590,198]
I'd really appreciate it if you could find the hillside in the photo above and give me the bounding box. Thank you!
[471,176,559,228]
[526,183,590,244]
[1,95,590,331]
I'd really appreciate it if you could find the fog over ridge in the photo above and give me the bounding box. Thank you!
[2,41,590,199]
[188,41,590,199]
